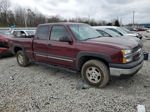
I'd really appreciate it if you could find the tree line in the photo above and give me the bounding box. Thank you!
[0,0,120,27]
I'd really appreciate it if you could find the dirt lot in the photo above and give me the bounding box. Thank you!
[0,38,150,112]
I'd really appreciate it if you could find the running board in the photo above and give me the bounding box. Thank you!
[33,62,78,74]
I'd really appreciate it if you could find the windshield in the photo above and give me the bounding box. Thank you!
[26,30,35,35]
[69,24,102,41]
[121,27,132,33]
[116,27,128,34]
[103,29,122,37]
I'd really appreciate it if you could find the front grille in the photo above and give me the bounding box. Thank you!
[132,46,142,61]
[132,46,140,53]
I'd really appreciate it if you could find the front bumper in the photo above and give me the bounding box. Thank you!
[109,55,144,76]
[137,33,143,39]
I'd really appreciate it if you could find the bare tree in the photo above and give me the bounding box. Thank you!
[14,7,26,26]
[0,0,109,27]
[0,0,2,13]
[0,0,10,13]
[0,0,10,26]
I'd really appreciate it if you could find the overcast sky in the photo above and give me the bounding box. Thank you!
[10,0,150,24]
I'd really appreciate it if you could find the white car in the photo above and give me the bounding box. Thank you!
[11,30,35,37]
[147,29,150,32]
[93,26,142,39]
[145,29,150,39]
[93,27,142,44]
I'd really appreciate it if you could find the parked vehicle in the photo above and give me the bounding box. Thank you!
[127,27,137,32]
[93,27,142,44]
[146,29,150,33]
[121,27,143,39]
[94,26,142,39]
[11,30,35,38]
[93,27,121,37]
[145,29,150,39]
[0,31,12,37]
[10,23,145,87]
[136,28,147,31]
[0,31,12,57]
[120,27,137,34]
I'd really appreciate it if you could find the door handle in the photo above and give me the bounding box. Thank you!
[48,44,53,47]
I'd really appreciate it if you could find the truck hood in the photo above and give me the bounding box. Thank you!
[116,36,143,47]
[86,37,139,49]
[119,36,140,42]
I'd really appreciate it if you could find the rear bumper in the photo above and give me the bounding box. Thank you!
[109,55,144,76]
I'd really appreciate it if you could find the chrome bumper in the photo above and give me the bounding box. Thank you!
[110,61,143,76]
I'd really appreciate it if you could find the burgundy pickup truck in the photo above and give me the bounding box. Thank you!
[9,23,144,87]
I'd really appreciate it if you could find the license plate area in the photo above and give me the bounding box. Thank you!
[143,52,149,60]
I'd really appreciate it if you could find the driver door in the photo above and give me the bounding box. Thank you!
[47,25,76,68]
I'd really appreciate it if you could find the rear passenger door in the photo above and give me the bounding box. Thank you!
[33,25,50,62]
[47,25,76,68]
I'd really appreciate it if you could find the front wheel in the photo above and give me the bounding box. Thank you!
[16,51,29,67]
[81,60,110,88]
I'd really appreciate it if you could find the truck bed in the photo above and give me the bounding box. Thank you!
[9,37,34,60]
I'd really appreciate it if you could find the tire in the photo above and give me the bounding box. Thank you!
[16,51,29,67]
[81,60,110,88]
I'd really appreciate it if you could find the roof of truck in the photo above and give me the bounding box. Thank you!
[39,22,86,26]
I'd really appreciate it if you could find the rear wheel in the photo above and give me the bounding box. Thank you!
[16,51,29,67]
[81,60,110,88]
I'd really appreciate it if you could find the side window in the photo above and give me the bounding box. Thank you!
[37,25,49,40]
[98,30,111,37]
[20,31,26,35]
[50,25,68,41]
[13,31,17,37]
[16,31,22,37]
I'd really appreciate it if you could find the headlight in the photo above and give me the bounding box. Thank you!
[121,49,133,63]
[122,49,132,55]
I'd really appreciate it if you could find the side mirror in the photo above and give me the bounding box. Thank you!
[59,36,72,43]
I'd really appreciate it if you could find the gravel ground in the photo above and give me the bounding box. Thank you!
[0,38,150,112]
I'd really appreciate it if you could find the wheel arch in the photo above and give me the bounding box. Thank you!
[76,52,111,71]
[13,45,25,55]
